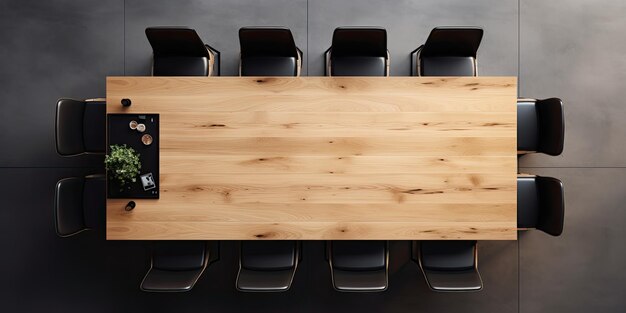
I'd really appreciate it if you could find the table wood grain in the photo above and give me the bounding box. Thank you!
[106,77,517,240]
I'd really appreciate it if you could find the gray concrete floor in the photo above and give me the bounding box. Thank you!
[0,0,625,312]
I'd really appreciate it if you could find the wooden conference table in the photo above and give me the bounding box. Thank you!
[106,76,517,240]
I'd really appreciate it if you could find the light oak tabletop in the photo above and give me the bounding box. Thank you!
[106,76,517,240]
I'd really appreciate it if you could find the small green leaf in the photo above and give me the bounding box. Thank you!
[104,144,142,186]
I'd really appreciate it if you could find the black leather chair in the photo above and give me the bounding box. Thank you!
[325,27,389,76]
[236,241,299,292]
[141,241,212,292]
[329,240,388,292]
[413,240,482,292]
[54,175,105,237]
[239,27,302,76]
[517,98,565,156]
[518,176,565,236]
[145,27,220,76]
[411,27,483,76]
[55,98,106,156]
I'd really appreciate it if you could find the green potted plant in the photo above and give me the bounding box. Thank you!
[105,144,141,187]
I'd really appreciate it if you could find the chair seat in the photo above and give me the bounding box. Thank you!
[153,241,207,271]
[332,268,387,292]
[241,56,297,76]
[421,241,475,271]
[422,268,482,291]
[153,56,209,76]
[421,56,475,76]
[331,57,386,76]
[241,241,296,271]
[517,100,539,152]
[82,101,106,153]
[332,241,386,271]
[237,267,295,291]
[81,175,105,229]
[518,177,540,228]
[141,268,204,292]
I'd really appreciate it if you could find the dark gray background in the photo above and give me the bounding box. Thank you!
[0,0,624,312]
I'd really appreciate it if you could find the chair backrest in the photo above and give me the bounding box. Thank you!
[331,27,387,58]
[55,177,86,237]
[421,27,483,58]
[536,98,565,156]
[536,176,565,236]
[239,27,298,58]
[517,176,565,236]
[420,240,476,271]
[145,27,210,58]
[241,241,296,271]
[331,240,386,271]
[517,98,564,156]
[152,241,207,271]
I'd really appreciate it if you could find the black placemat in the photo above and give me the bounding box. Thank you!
[107,114,159,199]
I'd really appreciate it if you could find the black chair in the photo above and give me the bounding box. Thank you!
[518,176,565,236]
[517,98,565,156]
[55,98,106,156]
[145,27,220,76]
[413,240,483,292]
[411,27,483,76]
[54,175,105,237]
[239,27,303,76]
[329,241,388,292]
[325,27,389,76]
[141,241,213,292]
[236,241,299,292]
